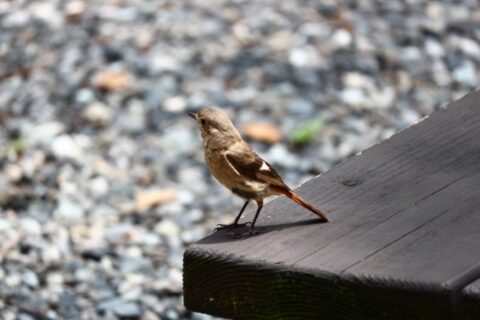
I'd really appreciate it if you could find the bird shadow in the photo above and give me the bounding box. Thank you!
[196,218,325,245]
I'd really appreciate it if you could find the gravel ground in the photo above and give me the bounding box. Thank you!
[0,0,479,319]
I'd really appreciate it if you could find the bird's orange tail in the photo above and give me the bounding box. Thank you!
[271,186,329,222]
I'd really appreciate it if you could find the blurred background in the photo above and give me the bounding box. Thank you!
[0,0,479,319]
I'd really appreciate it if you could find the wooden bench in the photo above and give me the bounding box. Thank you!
[183,91,480,319]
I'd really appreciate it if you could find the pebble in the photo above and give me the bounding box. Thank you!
[155,219,181,237]
[289,46,324,68]
[18,217,41,235]
[51,135,84,160]
[53,197,85,221]
[75,89,96,104]
[453,60,478,87]
[0,219,10,232]
[331,29,352,49]
[342,72,370,89]
[144,310,161,320]
[186,209,204,223]
[118,101,147,133]
[340,88,367,107]
[151,54,180,73]
[17,314,34,320]
[164,308,179,320]
[88,176,110,197]
[5,273,22,287]
[46,272,65,286]
[83,102,113,126]
[163,96,187,113]
[432,60,451,86]
[30,2,63,28]
[401,109,421,126]
[64,1,86,22]
[4,163,23,182]
[104,224,134,243]
[266,144,299,169]
[42,246,63,263]
[456,37,480,58]
[425,38,445,58]
[29,122,65,146]
[267,30,293,52]
[114,302,141,319]
[2,11,30,28]
[176,189,195,206]
[286,98,315,117]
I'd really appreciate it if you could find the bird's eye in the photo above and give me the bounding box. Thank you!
[200,119,206,125]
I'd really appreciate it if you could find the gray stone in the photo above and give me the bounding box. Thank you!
[113,302,141,319]
[75,89,95,104]
[84,102,113,126]
[2,11,31,28]
[339,88,366,107]
[401,109,421,126]
[331,29,352,49]
[51,135,85,160]
[425,39,445,58]
[118,101,147,133]
[17,314,34,320]
[18,217,41,235]
[4,163,22,182]
[155,219,181,237]
[22,270,39,288]
[88,176,110,197]
[289,46,324,68]
[266,145,299,169]
[287,98,315,117]
[163,96,187,113]
[453,60,478,87]
[29,122,65,146]
[53,197,85,221]
[0,218,10,232]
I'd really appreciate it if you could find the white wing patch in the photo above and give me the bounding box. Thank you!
[259,161,270,171]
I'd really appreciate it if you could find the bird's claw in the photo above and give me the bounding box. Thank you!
[231,229,260,240]
[214,222,251,231]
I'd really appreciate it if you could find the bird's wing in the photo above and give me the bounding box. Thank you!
[225,143,288,188]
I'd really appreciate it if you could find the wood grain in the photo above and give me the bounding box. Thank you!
[184,90,480,319]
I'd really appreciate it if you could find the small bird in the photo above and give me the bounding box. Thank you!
[190,107,329,237]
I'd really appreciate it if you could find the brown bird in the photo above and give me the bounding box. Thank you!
[190,107,329,237]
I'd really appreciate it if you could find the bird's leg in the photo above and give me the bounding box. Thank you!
[233,200,263,239]
[215,200,251,231]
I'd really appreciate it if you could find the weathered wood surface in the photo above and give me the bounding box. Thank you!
[461,279,480,320]
[184,91,480,319]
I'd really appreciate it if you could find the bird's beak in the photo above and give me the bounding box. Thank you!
[188,112,196,119]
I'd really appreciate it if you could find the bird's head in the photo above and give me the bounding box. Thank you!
[189,107,242,147]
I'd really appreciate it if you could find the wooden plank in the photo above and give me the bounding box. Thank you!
[184,91,480,319]
[460,279,480,320]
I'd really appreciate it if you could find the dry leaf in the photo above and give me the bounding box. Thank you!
[242,122,283,144]
[135,189,176,212]
[95,71,129,92]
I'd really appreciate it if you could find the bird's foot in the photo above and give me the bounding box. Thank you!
[214,222,250,231]
[231,229,260,240]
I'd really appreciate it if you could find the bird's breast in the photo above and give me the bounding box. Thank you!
[204,149,270,199]
[204,149,238,187]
